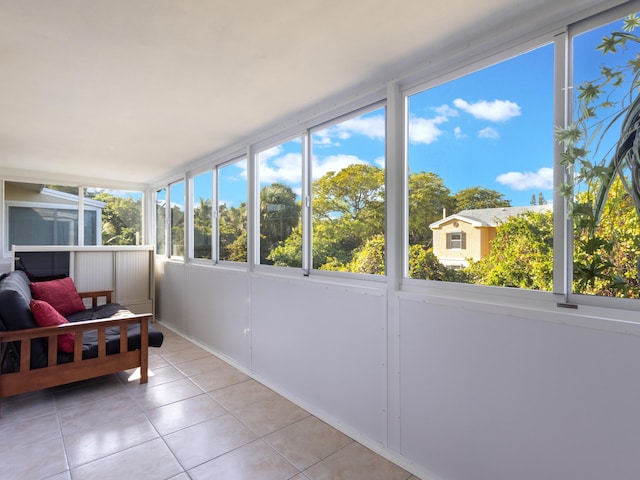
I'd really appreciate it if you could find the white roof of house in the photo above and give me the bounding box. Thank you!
[429,204,552,229]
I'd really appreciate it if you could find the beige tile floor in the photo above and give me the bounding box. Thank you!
[0,325,421,480]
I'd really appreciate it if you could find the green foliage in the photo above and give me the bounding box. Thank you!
[408,244,469,282]
[408,171,455,247]
[466,211,554,290]
[312,164,385,270]
[193,197,213,258]
[260,183,301,264]
[347,234,385,275]
[453,186,511,210]
[554,13,640,295]
[91,192,142,245]
[219,202,247,262]
[573,179,640,297]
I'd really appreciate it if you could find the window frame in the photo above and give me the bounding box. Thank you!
[216,156,248,265]
[253,134,305,272]
[399,3,640,313]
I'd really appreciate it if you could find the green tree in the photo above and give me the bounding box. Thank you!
[555,14,640,295]
[347,234,385,275]
[312,164,385,270]
[467,210,554,290]
[573,178,640,297]
[92,192,142,245]
[219,202,247,262]
[193,197,213,258]
[453,186,511,211]
[409,244,469,282]
[408,171,455,248]
[260,183,300,264]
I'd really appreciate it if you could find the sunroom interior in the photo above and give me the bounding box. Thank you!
[2,1,640,479]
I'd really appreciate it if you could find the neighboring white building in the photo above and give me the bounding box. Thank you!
[4,182,105,247]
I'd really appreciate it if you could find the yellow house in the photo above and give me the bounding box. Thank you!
[429,205,552,268]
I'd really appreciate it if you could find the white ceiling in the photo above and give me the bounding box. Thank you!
[0,0,610,187]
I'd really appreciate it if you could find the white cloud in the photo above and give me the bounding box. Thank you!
[339,115,385,139]
[312,154,367,179]
[454,126,465,139]
[314,114,385,147]
[258,151,303,184]
[478,127,499,139]
[496,167,553,191]
[373,156,385,168]
[408,115,448,144]
[434,104,459,117]
[453,98,521,122]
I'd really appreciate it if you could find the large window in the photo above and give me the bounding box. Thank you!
[257,138,303,267]
[310,106,386,275]
[406,44,554,289]
[561,12,640,299]
[218,158,247,263]
[146,6,640,309]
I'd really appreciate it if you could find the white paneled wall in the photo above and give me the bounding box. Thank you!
[74,251,114,292]
[13,246,154,315]
[156,260,640,480]
[115,249,152,312]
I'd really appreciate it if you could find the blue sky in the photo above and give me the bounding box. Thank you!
[194,14,637,212]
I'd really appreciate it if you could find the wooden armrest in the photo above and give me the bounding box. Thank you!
[0,313,152,343]
[0,313,152,395]
[79,290,113,308]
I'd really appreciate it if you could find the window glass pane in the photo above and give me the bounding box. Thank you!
[84,210,97,245]
[311,107,386,275]
[407,44,554,289]
[219,158,248,262]
[567,13,640,298]
[84,188,143,245]
[9,206,78,246]
[156,188,167,255]
[257,139,302,267]
[170,181,185,257]
[193,171,213,259]
[5,182,79,246]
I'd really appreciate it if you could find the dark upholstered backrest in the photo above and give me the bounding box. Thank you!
[0,270,48,370]
[0,270,36,331]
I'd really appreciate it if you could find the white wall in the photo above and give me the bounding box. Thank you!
[156,261,640,480]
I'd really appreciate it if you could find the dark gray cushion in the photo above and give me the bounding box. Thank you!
[0,270,36,330]
[0,270,48,370]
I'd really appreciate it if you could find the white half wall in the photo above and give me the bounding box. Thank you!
[398,297,640,480]
[155,260,640,480]
[250,275,388,445]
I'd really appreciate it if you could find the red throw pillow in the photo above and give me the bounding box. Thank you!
[30,299,75,353]
[30,277,86,316]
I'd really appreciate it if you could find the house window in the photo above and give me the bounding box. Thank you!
[257,138,302,267]
[310,106,386,275]
[406,42,554,290]
[218,157,247,263]
[446,231,465,249]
